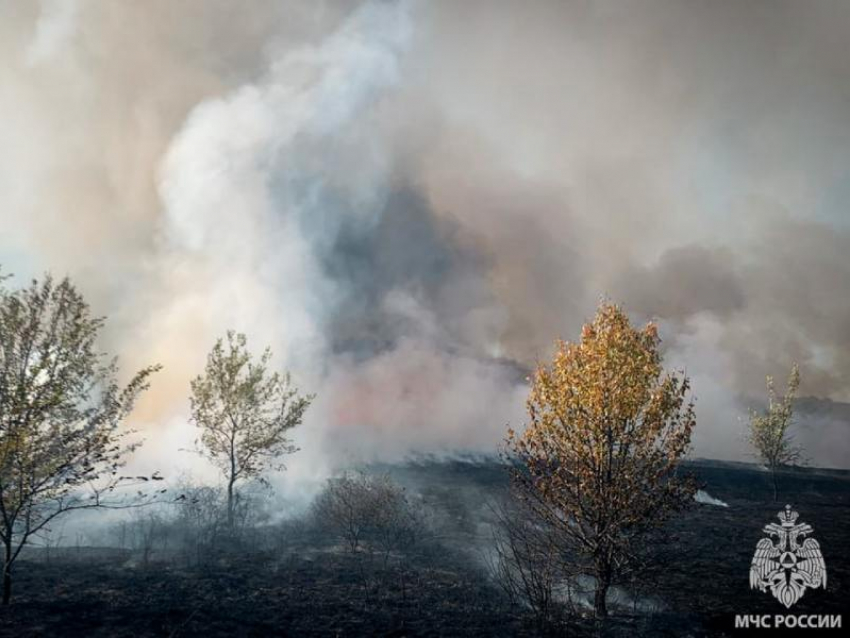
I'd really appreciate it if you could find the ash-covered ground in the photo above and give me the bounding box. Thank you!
[0,459,847,637]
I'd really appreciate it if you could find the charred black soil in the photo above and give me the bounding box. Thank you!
[1,459,847,637]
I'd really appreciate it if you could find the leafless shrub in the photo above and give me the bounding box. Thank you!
[172,483,226,567]
[487,495,574,630]
[229,483,274,550]
[128,508,168,568]
[167,479,274,566]
[34,523,66,566]
[489,487,672,629]
[312,471,423,561]
[311,470,430,604]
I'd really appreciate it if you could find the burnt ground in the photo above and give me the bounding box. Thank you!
[0,459,847,637]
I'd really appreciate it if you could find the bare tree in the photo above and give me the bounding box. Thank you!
[190,331,313,530]
[312,471,421,560]
[313,472,367,551]
[37,521,66,566]
[505,302,696,618]
[747,363,802,501]
[129,508,165,568]
[0,275,160,604]
[312,471,425,602]
[172,482,226,567]
[488,495,567,629]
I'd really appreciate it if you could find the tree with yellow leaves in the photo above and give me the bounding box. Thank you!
[505,302,696,618]
[747,364,801,502]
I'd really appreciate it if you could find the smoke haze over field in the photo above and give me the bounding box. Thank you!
[1,0,849,480]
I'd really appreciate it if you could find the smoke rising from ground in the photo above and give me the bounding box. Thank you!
[1,0,849,481]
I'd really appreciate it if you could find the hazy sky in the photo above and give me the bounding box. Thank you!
[1,0,849,480]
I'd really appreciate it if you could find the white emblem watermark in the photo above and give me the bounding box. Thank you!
[749,505,827,608]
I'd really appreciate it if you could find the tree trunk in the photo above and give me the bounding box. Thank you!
[772,470,778,502]
[594,563,611,618]
[3,540,12,606]
[227,476,235,530]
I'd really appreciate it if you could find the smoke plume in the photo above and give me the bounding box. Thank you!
[1,0,849,481]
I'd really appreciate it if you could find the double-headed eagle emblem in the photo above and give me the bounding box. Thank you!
[749,505,827,608]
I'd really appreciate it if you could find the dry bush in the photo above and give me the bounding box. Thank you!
[487,495,580,631]
[172,483,227,567]
[311,471,430,604]
[312,471,424,562]
[229,483,274,550]
[490,501,558,622]
[128,509,168,567]
[172,478,276,565]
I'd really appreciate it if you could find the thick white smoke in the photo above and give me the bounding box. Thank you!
[1,0,849,488]
[129,0,526,492]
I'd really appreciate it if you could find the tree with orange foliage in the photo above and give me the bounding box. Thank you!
[505,302,696,618]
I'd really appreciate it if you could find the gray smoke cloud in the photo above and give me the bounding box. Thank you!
[1,0,849,483]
